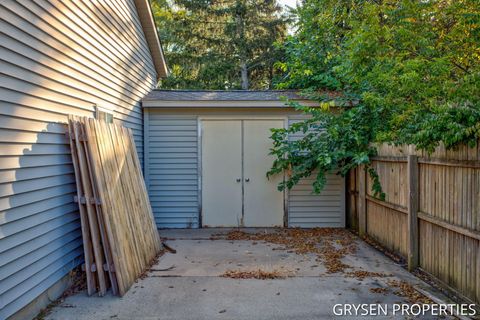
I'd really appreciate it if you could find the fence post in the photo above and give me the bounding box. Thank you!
[407,155,419,271]
[358,165,367,237]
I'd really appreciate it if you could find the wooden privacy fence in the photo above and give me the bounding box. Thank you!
[68,116,162,296]
[347,143,480,304]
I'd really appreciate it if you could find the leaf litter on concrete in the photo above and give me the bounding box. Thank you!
[345,270,392,281]
[387,280,433,304]
[213,228,357,273]
[221,268,293,280]
[213,228,432,304]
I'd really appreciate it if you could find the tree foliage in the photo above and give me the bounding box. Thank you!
[269,0,480,195]
[152,0,290,89]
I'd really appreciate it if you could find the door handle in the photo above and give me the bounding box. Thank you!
[245,178,250,182]
[236,178,241,182]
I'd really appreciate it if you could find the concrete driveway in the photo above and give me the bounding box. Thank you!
[45,229,453,320]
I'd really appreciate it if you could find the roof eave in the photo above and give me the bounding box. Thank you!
[134,0,168,79]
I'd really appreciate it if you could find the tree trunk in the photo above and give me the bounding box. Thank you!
[241,62,249,90]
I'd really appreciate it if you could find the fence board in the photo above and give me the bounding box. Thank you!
[366,201,408,256]
[67,118,96,295]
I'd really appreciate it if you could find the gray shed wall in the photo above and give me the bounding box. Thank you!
[0,1,157,318]
[287,175,345,227]
[287,118,346,228]
[145,109,345,229]
[145,111,200,228]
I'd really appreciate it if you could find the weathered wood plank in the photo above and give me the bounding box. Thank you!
[72,117,107,295]
[83,119,119,296]
[366,195,408,214]
[358,165,366,236]
[67,116,96,295]
[407,155,419,271]
[418,212,480,241]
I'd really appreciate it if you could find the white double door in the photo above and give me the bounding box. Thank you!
[201,119,284,227]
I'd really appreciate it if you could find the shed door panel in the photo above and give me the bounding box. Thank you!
[243,120,284,227]
[201,121,243,227]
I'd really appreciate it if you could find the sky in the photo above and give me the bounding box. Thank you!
[278,0,297,9]
[278,0,298,33]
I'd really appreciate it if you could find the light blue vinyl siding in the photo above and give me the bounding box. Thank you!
[0,0,156,318]
[147,113,199,228]
[287,118,345,228]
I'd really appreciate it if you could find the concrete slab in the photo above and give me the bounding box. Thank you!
[45,229,455,320]
[153,239,326,276]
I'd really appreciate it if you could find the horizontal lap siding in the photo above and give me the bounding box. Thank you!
[287,118,345,228]
[288,174,345,227]
[147,113,199,228]
[0,0,156,318]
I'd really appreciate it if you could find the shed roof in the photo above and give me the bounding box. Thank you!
[143,90,303,101]
[142,90,315,108]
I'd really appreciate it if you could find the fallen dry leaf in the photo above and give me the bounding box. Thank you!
[345,270,392,281]
[387,280,432,304]
[221,268,292,280]
[369,287,389,295]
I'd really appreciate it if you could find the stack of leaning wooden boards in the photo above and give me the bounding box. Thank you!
[67,116,162,296]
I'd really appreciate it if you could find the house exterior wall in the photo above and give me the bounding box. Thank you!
[144,108,345,229]
[0,1,157,318]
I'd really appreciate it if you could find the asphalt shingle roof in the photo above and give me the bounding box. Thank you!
[143,90,303,101]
